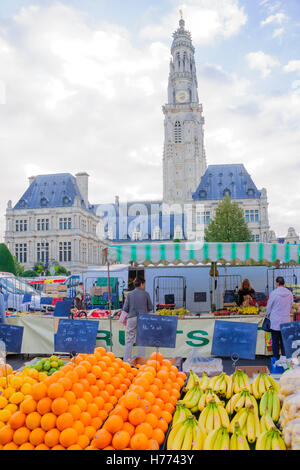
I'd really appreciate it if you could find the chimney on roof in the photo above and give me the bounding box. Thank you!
[28,176,36,186]
[75,172,89,207]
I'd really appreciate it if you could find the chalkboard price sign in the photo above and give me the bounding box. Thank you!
[211,320,258,360]
[0,324,24,354]
[280,321,300,359]
[136,314,178,349]
[54,319,99,354]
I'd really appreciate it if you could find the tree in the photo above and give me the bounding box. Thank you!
[13,256,25,276]
[21,270,37,278]
[0,244,17,275]
[204,195,253,243]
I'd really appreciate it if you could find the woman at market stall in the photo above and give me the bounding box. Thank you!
[122,277,153,364]
[237,278,256,307]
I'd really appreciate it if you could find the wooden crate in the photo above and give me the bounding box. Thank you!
[235,365,270,377]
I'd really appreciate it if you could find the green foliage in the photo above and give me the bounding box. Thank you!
[21,270,37,278]
[0,244,17,275]
[173,238,182,243]
[13,256,25,276]
[204,195,253,243]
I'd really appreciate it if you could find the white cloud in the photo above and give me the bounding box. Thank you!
[284,60,300,74]
[246,51,280,78]
[261,12,288,26]
[140,0,247,44]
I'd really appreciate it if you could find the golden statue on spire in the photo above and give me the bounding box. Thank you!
[179,8,183,20]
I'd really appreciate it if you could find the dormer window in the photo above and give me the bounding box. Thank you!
[19,199,27,209]
[62,195,71,205]
[198,190,207,199]
[40,197,48,208]
[247,188,255,198]
[223,188,231,197]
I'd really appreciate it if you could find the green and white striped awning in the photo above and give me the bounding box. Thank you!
[106,242,300,266]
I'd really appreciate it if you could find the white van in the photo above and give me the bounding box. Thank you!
[0,273,42,312]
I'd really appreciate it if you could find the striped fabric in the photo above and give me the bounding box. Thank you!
[106,242,300,266]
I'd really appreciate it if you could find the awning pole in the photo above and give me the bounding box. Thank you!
[105,248,113,353]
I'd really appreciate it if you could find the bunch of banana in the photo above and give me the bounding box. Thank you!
[198,388,224,411]
[230,424,250,450]
[167,416,206,450]
[229,405,260,442]
[198,371,211,391]
[255,428,286,450]
[231,369,252,394]
[178,385,203,412]
[226,390,258,416]
[211,373,233,399]
[260,411,276,433]
[183,369,200,392]
[259,387,281,422]
[198,400,230,434]
[252,373,280,399]
[203,426,230,451]
[172,404,193,426]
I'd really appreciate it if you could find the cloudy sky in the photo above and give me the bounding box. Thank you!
[0,0,299,240]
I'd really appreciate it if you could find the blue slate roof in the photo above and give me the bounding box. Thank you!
[14,173,96,214]
[192,164,261,201]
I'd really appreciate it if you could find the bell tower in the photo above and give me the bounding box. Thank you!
[163,14,207,203]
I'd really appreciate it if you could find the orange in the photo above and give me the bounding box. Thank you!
[86,373,97,386]
[73,420,85,435]
[147,439,159,450]
[37,397,52,415]
[0,425,14,445]
[93,396,104,410]
[100,390,110,402]
[151,404,162,419]
[72,382,84,398]
[77,398,88,412]
[35,443,50,450]
[19,442,35,450]
[65,370,79,384]
[68,444,82,450]
[153,378,163,389]
[102,371,111,384]
[87,403,98,418]
[149,352,164,363]
[79,379,90,392]
[152,428,165,445]
[78,434,90,449]
[104,402,114,413]
[157,417,168,433]
[51,444,65,450]
[44,428,60,447]
[155,398,165,409]
[68,404,81,420]
[9,411,26,430]
[161,410,172,423]
[104,414,123,434]
[2,442,19,450]
[93,429,112,449]
[145,412,158,428]
[48,383,65,399]
[111,405,128,422]
[130,385,145,398]
[89,385,100,398]
[94,346,106,356]
[112,430,130,450]
[25,411,41,430]
[91,417,102,431]
[109,396,118,406]
[31,382,47,401]
[164,402,175,414]
[56,412,74,431]
[158,388,169,402]
[74,365,87,379]
[168,395,178,406]
[110,376,121,389]
[29,428,45,446]
[80,361,92,373]
[51,397,68,416]
[64,390,77,405]
[80,411,92,427]
[128,408,146,426]
[124,392,140,410]
[136,422,153,439]
[149,384,159,397]
[20,397,37,415]
[144,391,156,404]
[130,432,148,450]
[161,359,172,369]
[58,377,72,391]
[86,354,97,366]
[122,422,135,437]
[105,384,115,395]
[40,413,57,431]
[83,391,93,404]
[134,377,149,391]
[13,426,30,445]
[157,370,168,384]
[96,379,105,391]
[59,427,78,448]
[84,425,96,440]
[139,399,151,413]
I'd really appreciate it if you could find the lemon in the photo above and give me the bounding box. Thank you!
[9,392,24,405]
[0,409,11,423]
[0,396,8,409]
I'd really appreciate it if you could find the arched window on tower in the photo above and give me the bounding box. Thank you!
[174,121,182,143]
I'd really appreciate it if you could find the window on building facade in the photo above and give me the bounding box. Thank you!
[15,220,28,232]
[37,242,49,263]
[245,210,259,223]
[15,243,27,263]
[174,226,183,239]
[81,243,87,263]
[196,211,210,225]
[37,219,49,231]
[132,228,142,241]
[59,218,72,230]
[81,218,87,232]
[251,234,260,242]
[59,242,72,263]
[174,121,182,144]
[152,227,161,240]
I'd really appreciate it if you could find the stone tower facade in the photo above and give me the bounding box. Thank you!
[163,16,207,204]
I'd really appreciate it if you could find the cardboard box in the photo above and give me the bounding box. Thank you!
[235,365,270,378]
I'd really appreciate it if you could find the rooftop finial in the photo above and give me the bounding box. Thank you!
[179,8,185,28]
[179,8,183,20]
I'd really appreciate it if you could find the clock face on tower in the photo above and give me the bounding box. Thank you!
[176,90,189,103]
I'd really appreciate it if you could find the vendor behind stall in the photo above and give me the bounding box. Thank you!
[237,279,255,307]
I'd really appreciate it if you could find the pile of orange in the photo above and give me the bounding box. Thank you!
[90,352,186,450]
[0,348,137,450]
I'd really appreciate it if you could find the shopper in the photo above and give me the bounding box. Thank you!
[0,288,6,324]
[237,278,256,306]
[123,277,153,363]
[266,276,293,359]
[75,282,84,310]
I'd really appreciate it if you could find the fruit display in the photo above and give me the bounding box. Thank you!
[228,306,259,315]
[0,347,139,450]
[25,356,66,376]
[155,308,190,316]
[278,366,300,450]
[166,368,286,451]
[89,352,187,450]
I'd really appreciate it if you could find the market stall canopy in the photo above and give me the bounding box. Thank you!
[105,242,300,266]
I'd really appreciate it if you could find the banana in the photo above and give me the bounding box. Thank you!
[210,375,219,389]
[225,374,233,399]
[230,430,237,450]
[181,422,193,450]
[252,374,260,400]
[205,403,215,433]
[234,392,246,412]
[218,375,227,396]
[254,408,261,439]
[263,374,273,390]
[203,428,219,450]
[229,407,248,433]
[171,422,188,450]
[198,404,210,434]
[226,393,240,415]
[167,421,184,450]
[258,374,266,397]
[219,428,230,451]
[184,370,195,392]
[260,414,268,434]
[259,390,269,416]
[271,391,280,422]
[255,430,269,450]
[267,388,274,416]
[249,394,259,417]
[199,372,210,391]
[198,391,207,412]
[213,427,224,450]
[172,405,189,426]
[238,371,245,391]
[190,405,199,414]
[233,371,241,394]
[234,424,250,450]
[271,429,286,450]
[246,407,256,443]
[217,404,230,430]
[212,374,222,393]
[264,429,274,450]
[267,375,280,394]
[241,372,252,394]
[212,402,221,430]
[191,423,205,450]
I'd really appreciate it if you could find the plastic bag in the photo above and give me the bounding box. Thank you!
[282,417,300,450]
[280,391,300,427]
[182,349,223,377]
[279,366,300,398]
